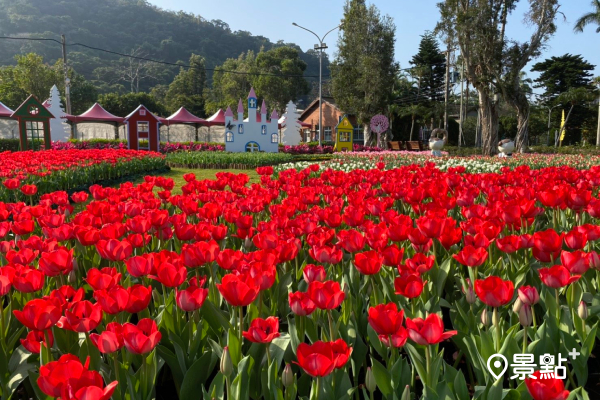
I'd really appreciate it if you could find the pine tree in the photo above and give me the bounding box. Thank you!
[532,54,596,101]
[165,54,206,116]
[409,32,446,103]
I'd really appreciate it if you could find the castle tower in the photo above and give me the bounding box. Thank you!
[260,99,267,122]
[247,87,257,122]
[237,99,244,122]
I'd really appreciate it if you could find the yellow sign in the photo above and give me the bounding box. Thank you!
[559,109,566,141]
[334,115,353,152]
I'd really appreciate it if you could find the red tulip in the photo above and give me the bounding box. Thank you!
[303,264,326,284]
[181,240,220,267]
[564,229,587,250]
[496,235,523,253]
[336,229,366,253]
[176,284,208,312]
[294,341,337,377]
[474,276,514,307]
[532,229,563,263]
[37,354,92,398]
[122,318,162,354]
[368,303,404,336]
[21,329,53,354]
[288,291,316,316]
[560,250,590,274]
[63,381,118,400]
[539,265,580,288]
[96,239,133,261]
[2,178,20,190]
[354,250,383,275]
[381,244,404,267]
[330,338,352,368]
[57,300,103,332]
[217,273,260,307]
[86,267,121,291]
[216,249,245,271]
[518,286,540,306]
[0,266,14,296]
[309,244,343,264]
[378,325,408,348]
[416,215,447,239]
[242,316,280,343]
[150,261,186,288]
[405,313,457,345]
[125,255,154,277]
[453,245,488,267]
[404,253,435,274]
[525,371,569,400]
[50,285,85,311]
[90,322,124,354]
[20,184,37,196]
[394,272,425,299]
[307,280,345,310]
[243,261,277,291]
[14,298,62,331]
[94,286,128,315]
[124,285,153,314]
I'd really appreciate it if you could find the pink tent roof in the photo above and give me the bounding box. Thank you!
[76,103,124,124]
[164,107,207,126]
[205,109,226,126]
[0,102,14,118]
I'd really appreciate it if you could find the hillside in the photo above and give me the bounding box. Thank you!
[0,0,327,93]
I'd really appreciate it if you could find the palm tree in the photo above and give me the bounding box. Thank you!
[400,104,427,140]
[574,0,600,33]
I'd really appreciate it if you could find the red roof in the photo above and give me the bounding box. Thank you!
[76,103,124,123]
[0,102,14,118]
[205,109,226,126]
[164,107,207,126]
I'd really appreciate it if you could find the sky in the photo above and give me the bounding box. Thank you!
[148,0,600,91]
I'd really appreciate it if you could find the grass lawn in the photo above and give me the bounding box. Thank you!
[124,167,261,194]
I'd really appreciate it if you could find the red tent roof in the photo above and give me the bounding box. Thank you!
[0,102,14,118]
[164,107,207,126]
[205,109,226,126]
[76,103,124,123]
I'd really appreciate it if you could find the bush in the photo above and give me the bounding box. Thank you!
[166,151,293,169]
[0,139,22,152]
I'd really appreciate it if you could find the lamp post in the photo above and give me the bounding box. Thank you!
[292,22,340,146]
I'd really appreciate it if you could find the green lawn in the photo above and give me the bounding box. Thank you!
[125,167,260,194]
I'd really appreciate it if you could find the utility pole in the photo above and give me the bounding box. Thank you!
[596,94,600,147]
[444,49,450,132]
[458,61,464,147]
[61,34,73,139]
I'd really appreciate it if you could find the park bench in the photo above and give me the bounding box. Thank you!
[405,141,424,151]
[387,141,404,151]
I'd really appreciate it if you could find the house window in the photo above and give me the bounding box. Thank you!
[271,133,278,143]
[26,121,44,150]
[245,142,260,152]
[138,122,149,132]
[339,131,350,142]
[140,109,146,116]
[226,131,234,142]
[324,126,332,142]
[353,126,364,142]
[261,125,267,135]
[238,124,244,134]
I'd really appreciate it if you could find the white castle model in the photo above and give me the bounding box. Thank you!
[47,85,71,142]
[281,100,301,146]
[224,88,279,153]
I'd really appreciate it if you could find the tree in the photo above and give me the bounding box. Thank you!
[437,0,559,155]
[254,47,310,114]
[532,54,596,100]
[399,104,427,140]
[164,54,207,116]
[98,92,168,117]
[331,0,398,146]
[409,32,446,103]
[555,87,596,145]
[11,53,61,102]
[574,0,600,33]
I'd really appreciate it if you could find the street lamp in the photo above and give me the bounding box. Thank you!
[292,22,340,146]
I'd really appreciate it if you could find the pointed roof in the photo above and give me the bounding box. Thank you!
[11,95,54,119]
[260,100,267,114]
[237,99,244,114]
[0,101,14,118]
[164,107,207,126]
[278,116,311,128]
[270,109,279,121]
[42,99,50,108]
[205,109,226,126]
[248,87,257,99]
[124,104,161,122]
[77,103,124,123]
[224,106,234,118]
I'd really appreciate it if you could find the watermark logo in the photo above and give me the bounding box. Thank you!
[486,348,580,380]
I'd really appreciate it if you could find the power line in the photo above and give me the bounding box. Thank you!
[0,36,328,79]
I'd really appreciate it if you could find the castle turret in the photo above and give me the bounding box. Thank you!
[260,99,267,123]
[270,109,279,123]
[247,87,257,122]
[237,99,244,122]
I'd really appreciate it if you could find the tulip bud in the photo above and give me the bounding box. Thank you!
[244,237,253,250]
[492,309,500,327]
[464,280,476,304]
[481,309,490,326]
[220,346,233,377]
[401,385,410,400]
[152,289,161,304]
[68,270,77,285]
[512,298,523,314]
[72,258,79,271]
[365,367,376,393]
[588,251,600,269]
[282,363,294,388]
[519,304,532,327]
[578,301,588,320]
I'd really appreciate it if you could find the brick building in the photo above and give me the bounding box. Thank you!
[299,97,364,144]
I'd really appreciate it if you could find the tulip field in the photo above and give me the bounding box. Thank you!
[1,152,600,400]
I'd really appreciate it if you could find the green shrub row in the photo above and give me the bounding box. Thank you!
[165,151,293,169]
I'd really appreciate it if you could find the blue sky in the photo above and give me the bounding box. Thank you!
[149,0,599,89]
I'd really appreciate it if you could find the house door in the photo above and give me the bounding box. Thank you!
[26,121,45,151]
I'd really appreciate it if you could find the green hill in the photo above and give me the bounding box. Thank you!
[0,0,327,93]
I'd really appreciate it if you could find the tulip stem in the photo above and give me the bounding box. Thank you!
[44,329,53,362]
[113,354,122,400]
[0,297,5,343]
[265,343,272,367]
[493,308,500,353]
[522,326,527,354]
[425,346,432,387]
[388,335,396,365]
[316,377,322,400]
[188,312,194,350]
[239,306,244,346]
[532,307,537,329]
[370,276,380,305]
[327,310,336,341]
[555,289,561,325]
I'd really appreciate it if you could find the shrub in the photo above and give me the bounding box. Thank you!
[166,151,293,169]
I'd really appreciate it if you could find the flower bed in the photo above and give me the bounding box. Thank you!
[0,162,598,399]
[50,140,225,153]
[166,151,293,169]
[0,149,165,202]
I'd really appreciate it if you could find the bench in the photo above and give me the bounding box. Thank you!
[387,141,404,151]
[405,141,423,151]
